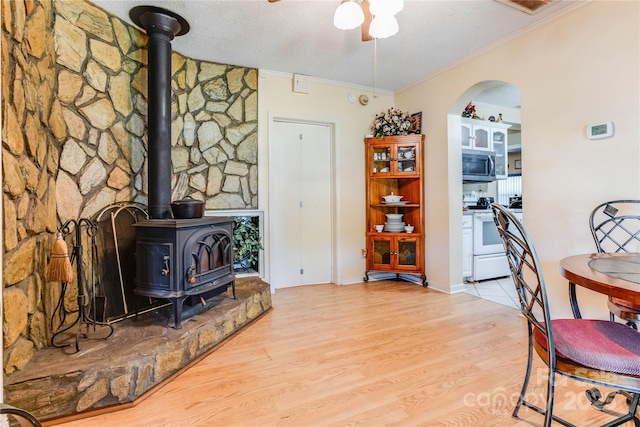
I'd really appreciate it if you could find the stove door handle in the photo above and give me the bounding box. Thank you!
[161,256,170,276]
[185,265,197,284]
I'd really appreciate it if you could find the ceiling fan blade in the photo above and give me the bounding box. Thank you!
[267,0,281,2]
[361,0,373,42]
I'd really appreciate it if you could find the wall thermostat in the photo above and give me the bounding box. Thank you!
[587,121,614,140]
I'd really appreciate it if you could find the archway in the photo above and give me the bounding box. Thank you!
[447,81,522,307]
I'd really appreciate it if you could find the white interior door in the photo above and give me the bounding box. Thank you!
[270,120,332,288]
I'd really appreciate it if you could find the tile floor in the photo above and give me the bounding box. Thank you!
[464,275,519,310]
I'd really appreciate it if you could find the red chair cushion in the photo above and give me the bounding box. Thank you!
[610,297,640,312]
[534,319,640,376]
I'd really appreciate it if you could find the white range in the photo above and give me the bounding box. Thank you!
[465,208,523,282]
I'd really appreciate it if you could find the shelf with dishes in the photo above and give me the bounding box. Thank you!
[368,208,421,234]
[369,180,421,207]
[372,161,416,174]
[372,228,417,234]
[372,202,419,207]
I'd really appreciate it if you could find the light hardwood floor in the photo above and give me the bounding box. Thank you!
[51,281,636,426]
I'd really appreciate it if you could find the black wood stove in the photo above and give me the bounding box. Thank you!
[134,217,234,329]
[129,7,235,328]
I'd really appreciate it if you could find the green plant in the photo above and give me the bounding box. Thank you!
[233,217,263,267]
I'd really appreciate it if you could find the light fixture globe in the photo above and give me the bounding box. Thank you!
[369,0,404,17]
[369,14,399,39]
[333,0,364,30]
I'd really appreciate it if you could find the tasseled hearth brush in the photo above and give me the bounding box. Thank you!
[49,219,114,352]
[46,232,73,283]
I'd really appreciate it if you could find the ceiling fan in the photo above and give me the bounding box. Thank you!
[268,0,399,41]
[334,0,403,41]
[359,0,374,42]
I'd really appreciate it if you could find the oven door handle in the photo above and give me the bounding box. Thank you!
[474,212,493,221]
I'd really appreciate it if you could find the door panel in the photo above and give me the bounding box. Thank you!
[270,122,303,287]
[300,125,332,285]
[270,121,332,288]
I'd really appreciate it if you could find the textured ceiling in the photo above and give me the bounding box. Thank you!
[92,0,578,94]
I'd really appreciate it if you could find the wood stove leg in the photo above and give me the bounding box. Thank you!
[171,297,187,329]
[133,296,139,322]
[231,280,236,299]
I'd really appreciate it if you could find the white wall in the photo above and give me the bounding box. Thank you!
[396,1,640,317]
[258,71,394,285]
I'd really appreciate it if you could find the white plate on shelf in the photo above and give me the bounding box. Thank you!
[382,201,409,205]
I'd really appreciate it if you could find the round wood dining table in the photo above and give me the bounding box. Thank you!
[560,252,640,319]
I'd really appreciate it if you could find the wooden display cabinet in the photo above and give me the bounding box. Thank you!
[364,134,427,286]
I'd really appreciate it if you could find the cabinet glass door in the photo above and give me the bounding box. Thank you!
[461,122,472,148]
[473,126,490,150]
[371,146,391,174]
[397,238,417,267]
[492,129,507,178]
[397,145,417,174]
[372,238,392,267]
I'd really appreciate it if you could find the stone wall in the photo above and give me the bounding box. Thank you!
[2,0,258,373]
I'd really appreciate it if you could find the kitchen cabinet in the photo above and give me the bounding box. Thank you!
[462,214,473,278]
[491,127,509,179]
[462,118,510,179]
[461,120,490,151]
[364,134,426,286]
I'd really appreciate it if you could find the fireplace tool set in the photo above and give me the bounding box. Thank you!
[48,218,114,352]
[93,203,159,323]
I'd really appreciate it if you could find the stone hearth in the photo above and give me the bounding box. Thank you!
[4,277,272,423]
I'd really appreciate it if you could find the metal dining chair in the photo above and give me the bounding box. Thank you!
[590,200,640,328]
[491,203,640,427]
[0,403,42,427]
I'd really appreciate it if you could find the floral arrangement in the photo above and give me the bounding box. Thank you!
[370,108,411,137]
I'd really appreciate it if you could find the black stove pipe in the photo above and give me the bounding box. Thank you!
[130,6,189,219]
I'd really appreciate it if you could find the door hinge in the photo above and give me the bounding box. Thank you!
[300,268,304,275]
[299,201,303,208]
[299,133,303,140]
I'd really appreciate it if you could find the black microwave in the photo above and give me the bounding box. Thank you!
[462,149,496,183]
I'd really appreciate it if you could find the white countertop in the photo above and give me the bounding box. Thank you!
[463,207,522,214]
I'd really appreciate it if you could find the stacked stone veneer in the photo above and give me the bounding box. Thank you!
[2,0,258,375]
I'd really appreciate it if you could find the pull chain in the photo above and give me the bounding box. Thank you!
[373,37,377,99]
